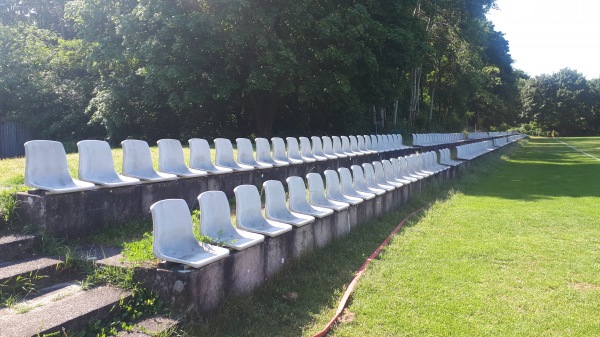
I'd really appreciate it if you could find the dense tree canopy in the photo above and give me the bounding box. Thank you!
[3,0,581,143]
[520,68,600,136]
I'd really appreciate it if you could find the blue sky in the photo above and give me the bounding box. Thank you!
[487,0,600,79]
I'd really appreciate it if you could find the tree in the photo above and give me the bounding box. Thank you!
[0,23,99,139]
[521,68,595,136]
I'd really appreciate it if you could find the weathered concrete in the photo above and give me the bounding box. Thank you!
[313,215,334,249]
[0,234,39,261]
[0,285,131,337]
[0,256,64,284]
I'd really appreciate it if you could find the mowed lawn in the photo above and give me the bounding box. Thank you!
[331,137,600,336]
[557,136,600,159]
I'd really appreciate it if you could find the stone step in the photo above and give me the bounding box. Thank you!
[9,281,82,314]
[0,256,65,286]
[0,285,132,337]
[117,315,180,336]
[0,234,39,261]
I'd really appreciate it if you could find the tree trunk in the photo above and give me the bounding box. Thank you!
[409,66,422,127]
[393,100,398,125]
[248,90,281,138]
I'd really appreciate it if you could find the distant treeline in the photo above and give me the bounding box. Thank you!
[0,0,597,143]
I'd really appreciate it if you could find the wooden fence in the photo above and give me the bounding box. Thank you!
[0,121,33,159]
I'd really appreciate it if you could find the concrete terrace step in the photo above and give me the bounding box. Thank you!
[10,281,82,314]
[0,256,64,285]
[0,234,39,261]
[0,285,132,337]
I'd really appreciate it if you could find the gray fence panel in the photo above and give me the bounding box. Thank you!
[0,122,32,159]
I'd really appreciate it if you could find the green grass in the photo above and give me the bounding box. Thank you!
[170,138,599,336]
[330,137,600,336]
[556,136,600,158]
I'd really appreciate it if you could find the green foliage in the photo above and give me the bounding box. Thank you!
[122,232,154,262]
[0,271,46,308]
[521,68,599,136]
[0,187,20,229]
[0,23,103,141]
[0,0,531,140]
[74,266,163,337]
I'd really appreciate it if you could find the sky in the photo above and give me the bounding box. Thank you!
[486,0,600,79]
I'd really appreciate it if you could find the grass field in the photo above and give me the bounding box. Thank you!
[330,137,600,336]
[555,136,600,160]
[175,137,599,336]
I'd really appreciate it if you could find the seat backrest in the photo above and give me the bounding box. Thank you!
[189,138,215,170]
[357,135,367,152]
[306,172,326,202]
[24,140,73,188]
[372,161,387,183]
[399,156,412,175]
[311,136,326,156]
[150,199,198,257]
[322,136,335,156]
[382,160,396,181]
[255,137,274,163]
[350,165,368,189]
[363,135,373,151]
[263,180,290,218]
[370,135,379,151]
[332,136,344,155]
[299,137,315,159]
[390,158,403,178]
[236,138,258,166]
[341,136,352,154]
[286,137,303,160]
[157,139,187,172]
[271,137,289,162]
[324,169,342,197]
[77,140,119,181]
[287,176,310,208]
[121,139,155,176]
[362,163,377,185]
[198,190,236,239]
[338,167,355,194]
[377,135,385,150]
[233,184,265,225]
[214,138,236,167]
[349,136,359,153]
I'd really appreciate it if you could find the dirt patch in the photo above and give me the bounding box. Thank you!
[568,282,600,291]
[338,309,356,324]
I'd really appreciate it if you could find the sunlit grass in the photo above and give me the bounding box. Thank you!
[331,137,600,336]
[556,136,600,159]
